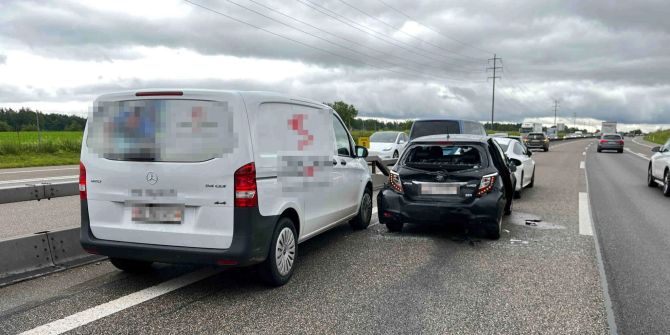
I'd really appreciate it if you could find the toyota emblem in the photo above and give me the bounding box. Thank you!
[146,172,158,185]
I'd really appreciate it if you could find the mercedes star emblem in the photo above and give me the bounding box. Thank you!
[146,172,158,185]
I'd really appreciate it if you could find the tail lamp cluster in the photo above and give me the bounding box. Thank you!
[234,162,258,207]
[600,139,624,144]
[79,161,87,200]
[475,173,498,197]
[388,171,403,194]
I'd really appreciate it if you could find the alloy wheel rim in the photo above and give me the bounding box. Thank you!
[275,227,295,276]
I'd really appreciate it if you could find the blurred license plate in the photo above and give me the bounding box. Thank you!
[421,183,458,195]
[132,205,183,223]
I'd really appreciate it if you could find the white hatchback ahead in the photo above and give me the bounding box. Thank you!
[80,89,373,286]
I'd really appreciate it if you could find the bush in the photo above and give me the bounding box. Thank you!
[64,121,83,131]
[0,121,11,132]
[21,124,37,131]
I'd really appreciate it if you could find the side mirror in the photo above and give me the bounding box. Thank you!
[508,163,517,172]
[510,158,522,167]
[398,139,406,144]
[651,146,660,153]
[355,145,369,158]
[527,151,533,157]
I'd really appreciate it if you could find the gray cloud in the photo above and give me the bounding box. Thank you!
[1,0,670,123]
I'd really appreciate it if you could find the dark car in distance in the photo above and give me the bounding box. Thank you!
[377,134,516,239]
[597,133,624,153]
[524,132,550,151]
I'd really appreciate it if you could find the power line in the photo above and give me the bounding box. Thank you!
[183,0,477,83]
[487,54,502,129]
[375,0,494,55]
[243,0,482,75]
[335,0,487,64]
[294,0,485,72]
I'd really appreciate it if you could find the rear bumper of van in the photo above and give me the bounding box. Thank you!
[80,200,277,267]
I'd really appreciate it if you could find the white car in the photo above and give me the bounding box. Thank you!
[493,137,536,198]
[648,138,670,196]
[368,131,408,159]
[80,89,373,286]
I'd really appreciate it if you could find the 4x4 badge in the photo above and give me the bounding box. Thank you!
[146,172,158,185]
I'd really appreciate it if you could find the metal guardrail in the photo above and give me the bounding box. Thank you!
[0,181,78,204]
[365,156,397,176]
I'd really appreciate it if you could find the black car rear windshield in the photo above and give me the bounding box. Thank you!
[603,135,622,140]
[402,143,486,172]
[410,120,460,139]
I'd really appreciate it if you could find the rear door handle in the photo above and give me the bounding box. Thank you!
[340,160,347,166]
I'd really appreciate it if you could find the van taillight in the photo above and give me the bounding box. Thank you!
[475,173,498,197]
[388,171,403,194]
[79,161,87,200]
[234,162,257,207]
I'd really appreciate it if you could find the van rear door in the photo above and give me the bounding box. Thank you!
[82,92,251,249]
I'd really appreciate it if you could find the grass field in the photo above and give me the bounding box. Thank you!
[0,131,82,168]
[645,130,670,145]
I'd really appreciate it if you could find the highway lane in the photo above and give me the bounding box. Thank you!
[0,195,79,239]
[0,139,609,334]
[587,139,670,334]
[0,165,78,182]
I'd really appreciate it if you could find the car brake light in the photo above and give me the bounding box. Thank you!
[599,139,607,144]
[619,140,624,145]
[135,91,183,96]
[234,162,257,207]
[79,161,87,200]
[475,173,498,197]
[389,171,403,194]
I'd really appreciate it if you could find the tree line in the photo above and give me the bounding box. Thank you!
[0,108,86,132]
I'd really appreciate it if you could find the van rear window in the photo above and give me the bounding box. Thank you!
[402,144,485,172]
[87,99,236,162]
[410,121,460,139]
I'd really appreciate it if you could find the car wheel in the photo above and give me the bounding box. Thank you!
[349,190,372,230]
[618,149,624,153]
[544,147,549,152]
[392,150,399,159]
[386,221,403,232]
[597,148,602,152]
[664,171,670,197]
[647,165,657,187]
[527,169,535,188]
[486,216,502,240]
[259,217,297,286]
[514,172,523,199]
[109,258,153,273]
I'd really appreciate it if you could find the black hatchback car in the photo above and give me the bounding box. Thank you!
[377,135,516,239]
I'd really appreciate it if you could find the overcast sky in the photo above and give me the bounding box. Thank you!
[1,0,669,130]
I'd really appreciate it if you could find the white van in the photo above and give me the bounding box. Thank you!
[80,90,373,286]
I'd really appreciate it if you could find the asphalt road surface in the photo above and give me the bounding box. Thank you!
[587,137,670,334]
[0,139,612,334]
[0,165,78,183]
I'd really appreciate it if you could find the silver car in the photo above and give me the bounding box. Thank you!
[597,133,624,153]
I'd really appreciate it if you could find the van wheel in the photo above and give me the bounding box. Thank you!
[386,221,403,232]
[109,258,153,273]
[350,190,372,230]
[647,165,657,187]
[259,217,297,287]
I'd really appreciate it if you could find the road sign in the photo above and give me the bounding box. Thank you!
[357,136,370,148]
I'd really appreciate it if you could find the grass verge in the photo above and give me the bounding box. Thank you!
[644,130,670,145]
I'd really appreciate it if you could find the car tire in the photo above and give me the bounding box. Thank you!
[648,165,657,187]
[386,221,403,232]
[527,169,535,188]
[544,147,549,152]
[618,149,624,153]
[514,172,523,199]
[109,258,153,273]
[486,216,502,240]
[349,190,372,230]
[259,217,297,287]
[664,171,670,197]
[392,151,399,159]
[597,148,602,152]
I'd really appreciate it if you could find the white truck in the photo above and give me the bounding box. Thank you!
[520,122,543,139]
[601,122,617,135]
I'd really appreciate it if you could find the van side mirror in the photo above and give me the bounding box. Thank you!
[355,145,368,158]
[651,146,660,153]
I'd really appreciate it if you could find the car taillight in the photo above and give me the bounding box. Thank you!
[599,139,607,144]
[234,162,257,207]
[619,140,624,145]
[79,161,87,200]
[475,173,498,197]
[389,171,403,194]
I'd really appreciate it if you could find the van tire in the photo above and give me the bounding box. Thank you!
[259,217,297,287]
[349,190,372,230]
[109,258,153,273]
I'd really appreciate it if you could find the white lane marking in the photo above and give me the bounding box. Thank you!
[582,152,586,156]
[0,175,78,185]
[580,161,585,169]
[0,167,78,175]
[370,206,380,227]
[20,268,220,335]
[578,192,594,236]
[632,137,655,148]
[624,148,649,160]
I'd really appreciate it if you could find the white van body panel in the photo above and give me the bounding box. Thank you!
[83,90,251,249]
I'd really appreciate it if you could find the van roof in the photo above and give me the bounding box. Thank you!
[94,89,328,108]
